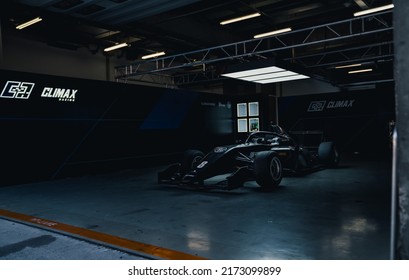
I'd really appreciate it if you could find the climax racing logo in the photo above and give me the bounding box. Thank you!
[1,81,35,99]
[308,99,355,112]
[307,101,326,112]
[41,87,78,102]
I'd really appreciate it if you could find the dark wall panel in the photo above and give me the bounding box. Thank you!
[278,89,395,156]
[0,70,233,186]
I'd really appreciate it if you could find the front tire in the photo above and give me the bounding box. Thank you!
[254,151,282,189]
[180,149,204,175]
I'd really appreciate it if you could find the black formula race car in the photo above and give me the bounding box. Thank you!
[158,125,339,190]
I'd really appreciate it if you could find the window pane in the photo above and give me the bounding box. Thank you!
[248,102,259,116]
[237,103,247,117]
[249,118,259,132]
[237,119,248,132]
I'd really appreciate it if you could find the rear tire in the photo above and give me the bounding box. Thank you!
[318,142,339,167]
[254,151,282,189]
[180,149,204,175]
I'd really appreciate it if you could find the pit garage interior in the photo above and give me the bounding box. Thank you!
[0,0,408,260]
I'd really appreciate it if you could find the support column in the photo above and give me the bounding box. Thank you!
[0,16,4,67]
[106,55,111,81]
[394,0,409,259]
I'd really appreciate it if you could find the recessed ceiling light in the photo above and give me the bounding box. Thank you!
[255,74,309,84]
[222,65,309,84]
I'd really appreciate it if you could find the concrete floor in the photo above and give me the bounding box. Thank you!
[0,155,392,260]
[0,219,146,260]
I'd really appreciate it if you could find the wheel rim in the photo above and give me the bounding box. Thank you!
[269,157,282,181]
[191,155,203,169]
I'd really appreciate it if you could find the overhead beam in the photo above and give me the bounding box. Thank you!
[115,10,393,82]
[0,14,3,66]
[283,41,393,63]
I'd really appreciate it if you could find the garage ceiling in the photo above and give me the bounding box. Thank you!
[2,0,394,89]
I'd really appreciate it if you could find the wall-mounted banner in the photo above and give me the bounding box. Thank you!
[0,79,78,103]
[0,69,234,187]
[307,99,355,112]
[278,90,394,154]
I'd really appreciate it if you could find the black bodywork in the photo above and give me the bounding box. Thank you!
[158,125,338,190]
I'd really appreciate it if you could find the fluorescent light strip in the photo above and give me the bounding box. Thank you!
[16,17,42,30]
[141,51,166,60]
[348,68,373,74]
[353,3,394,17]
[256,74,309,84]
[104,42,128,52]
[254,27,292,39]
[335,63,362,69]
[220,12,261,25]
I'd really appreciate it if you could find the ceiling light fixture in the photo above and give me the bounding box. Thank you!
[353,3,394,17]
[254,27,292,39]
[103,42,129,52]
[141,51,166,60]
[95,30,121,39]
[222,65,309,84]
[220,12,261,25]
[254,74,310,84]
[335,63,362,69]
[348,68,373,74]
[354,0,369,9]
[16,17,43,30]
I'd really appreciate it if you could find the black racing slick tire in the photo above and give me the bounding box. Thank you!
[254,151,283,189]
[318,142,339,167]
[180,149,205,175]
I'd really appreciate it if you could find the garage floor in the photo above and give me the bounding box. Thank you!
[0,219,146,260]
[0,155,392,260]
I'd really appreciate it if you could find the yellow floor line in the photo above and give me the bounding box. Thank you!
[0,208,206,260]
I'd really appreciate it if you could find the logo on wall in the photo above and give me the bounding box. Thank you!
[307,101,326,112]
[41,87,78,102]
[1,81,35,99]
[308,99,355,112]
